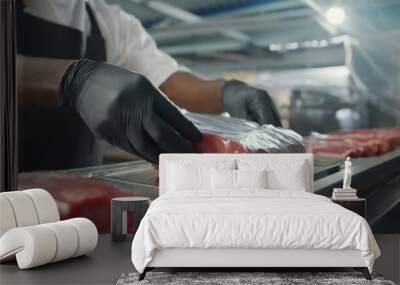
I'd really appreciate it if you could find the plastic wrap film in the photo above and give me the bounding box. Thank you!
[185,112,304,153]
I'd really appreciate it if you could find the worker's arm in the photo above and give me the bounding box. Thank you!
[17,55,73,109]
[160,71,225,114]
[161,71,282,126]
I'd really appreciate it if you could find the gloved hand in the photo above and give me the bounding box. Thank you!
[60,59,202,163]
[220,80,282,127]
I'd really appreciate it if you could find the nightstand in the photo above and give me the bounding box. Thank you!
[111,197,150,242]
[331,198,366,218]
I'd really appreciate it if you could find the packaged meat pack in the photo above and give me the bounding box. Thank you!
[186,112,305,153]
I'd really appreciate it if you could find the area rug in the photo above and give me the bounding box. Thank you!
[116,271,395,285]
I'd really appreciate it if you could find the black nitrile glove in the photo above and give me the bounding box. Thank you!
[60,59,202,163]
[221,80,282,127]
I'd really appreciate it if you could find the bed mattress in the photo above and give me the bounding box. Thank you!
[131,190,380,273]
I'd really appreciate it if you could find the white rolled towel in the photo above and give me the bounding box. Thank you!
[64,218,98,257]
[42,221,79,262]
[0,218,98,269]
[23,189,60,224]
[0,196,17,237]
[0,189,60,237]
[0,191,40,228]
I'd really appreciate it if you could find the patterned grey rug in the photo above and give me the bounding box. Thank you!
[116,272,395,285]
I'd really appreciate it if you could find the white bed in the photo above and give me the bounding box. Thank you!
[131,154,380,280]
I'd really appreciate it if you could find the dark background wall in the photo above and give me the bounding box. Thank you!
[0,0,17,192]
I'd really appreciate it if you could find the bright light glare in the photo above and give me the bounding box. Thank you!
[326,6,346,26]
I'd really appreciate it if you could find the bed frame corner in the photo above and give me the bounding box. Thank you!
[138,268,147,281]
[354,267,372,280]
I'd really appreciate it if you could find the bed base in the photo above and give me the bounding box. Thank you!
[138,267,371,281]
[138,268,150,281]
[354,267,372,280]
[138,248,372,281]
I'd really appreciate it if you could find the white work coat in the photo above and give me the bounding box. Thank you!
[23,0,179,87]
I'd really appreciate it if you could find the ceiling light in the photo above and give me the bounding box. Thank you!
[326,6,346,26]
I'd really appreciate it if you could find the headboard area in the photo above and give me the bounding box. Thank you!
[159,153,314,195]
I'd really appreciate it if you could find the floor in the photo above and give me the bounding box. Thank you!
[374,234,400,284]
[0,235,134,285]
[1,235,398,285]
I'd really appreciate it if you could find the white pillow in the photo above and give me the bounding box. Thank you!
[165,159,236,192]
[236,169,267,189]
[211,169,268,191]
[211,168,237,190]
[238,159,309,192]
[167,163,212,191]
[266,162,307,191]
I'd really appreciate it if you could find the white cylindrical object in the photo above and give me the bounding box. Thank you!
[1,192,39,227]
[65,218,98,257]
[0,218,98,269]
[0,196,17,237]
[23,189,60,224]
[0,226,57,269]
[42,221,79,263]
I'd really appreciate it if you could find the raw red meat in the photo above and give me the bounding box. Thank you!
[193,133,247,153]
[330,128,400,154]
[18,172,138,233]
[304,138,363,158]
[306,128,400,158]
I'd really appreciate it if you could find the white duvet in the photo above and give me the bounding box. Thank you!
[131,190,380,273]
